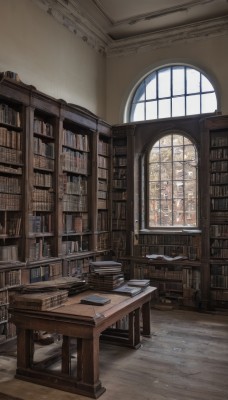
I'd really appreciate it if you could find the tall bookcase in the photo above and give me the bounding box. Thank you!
[0,72,112,344]
[111,125,135,258]
[201,116,228,309]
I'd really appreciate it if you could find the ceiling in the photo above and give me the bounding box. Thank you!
[33,0,228,55]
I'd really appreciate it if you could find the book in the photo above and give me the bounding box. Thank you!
[127,279,150,288]
[80,294,111,306]
[112,284,142,297]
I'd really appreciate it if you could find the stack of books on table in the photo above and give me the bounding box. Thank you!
[88,261,124,291]
[112,279,150,297]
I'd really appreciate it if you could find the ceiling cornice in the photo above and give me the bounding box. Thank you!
[108,16,228,57]
[32,0,228,57]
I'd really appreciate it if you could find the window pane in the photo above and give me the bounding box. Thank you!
[186,94,200,115]
[173,67,185,95]
[184,164,196,180]
[202,75,214,92]
[132,83,145,102]
[161,200,172,225]
[160,147,172,162]
[202,93,217,113]
[149,200,160,225]
[161,163,172,180]
[160,135,171,147]
[173,162,183,179]
[161,181,172,199]
[184,145,196,161]
[149,147,160,162]
[173,200,184,225]
[132,102,145,121]
[186,68,200,94]
[149,182,160,199]
[145,75,156,99]
[172,96,185,117]
[173,181,184,198]
[173,146,183,161]
[146,100,157,120]
[158,68,171,98]
[173,135,183,146]
[149,163,160,180]
[158,99,171,118]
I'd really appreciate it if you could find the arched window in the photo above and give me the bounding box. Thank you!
[148,132,198,227]
[129,65,217,122]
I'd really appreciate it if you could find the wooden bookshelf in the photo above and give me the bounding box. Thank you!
[201,116,228,309]
[0,72,112,345]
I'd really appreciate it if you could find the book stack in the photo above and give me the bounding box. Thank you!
[11,290,69,311]
[88,261,124,291]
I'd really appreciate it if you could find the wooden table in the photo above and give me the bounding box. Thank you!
[10,286,157,398]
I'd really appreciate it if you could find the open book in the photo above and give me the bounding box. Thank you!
[146,254,187,261]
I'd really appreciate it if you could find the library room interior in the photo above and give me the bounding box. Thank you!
[0,1,228,399]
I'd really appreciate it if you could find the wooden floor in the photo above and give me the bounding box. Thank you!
[0,308,228,400]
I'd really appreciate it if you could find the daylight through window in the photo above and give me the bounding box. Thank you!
[148,133,198,227]
[130,66,217,122]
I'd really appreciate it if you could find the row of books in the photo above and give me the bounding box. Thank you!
[97,210,108,231]
[210,148,228,159]
[211,198,228,210]
[0,103,21,127]
[113,156,127,166]
[0,216,21,236]
[29,238,52,261]
[113,179,127,189]
[98,167,108,179]
[63,180,87,195]
[0,193,21,210]
[0,165,22,175]
[210,185,228,197]
[211,275,228,288]
[63,129,89,152]
[211,160,228,172]
[0,127,22,150]
[34,118,53,137]
[34,154,54,170]
[211,264,228,274]
[63,213,89,233]
[29,214,52,234]
[32,188,54,204]
[211,248,228,258]
[112,202,126,219]
[98,180,108,192]
[33,137,54,158]
[62,238,89,254]
[98,140,109,156]
[210,173,228,185]
[0,269,21,287]
[211,239,228,248]
[61,150,89,174]
[34,172,53,187]
[210,135,228,147]
[0,146,22,164]
[113,168,127,179]
[0,245,18,261]
[97,232,110,250]
[0,176,21,194]
[62,195,88,212]
[139,233,200,246]
[98,155,109,169]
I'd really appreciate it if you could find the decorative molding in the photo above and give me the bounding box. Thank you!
[32,0,111,55]
[108,16,228,57]
[32,1,228,57]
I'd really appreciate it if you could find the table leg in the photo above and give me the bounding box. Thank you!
[141,301,151,336]
[62,335,71,374]
[16,328,33,370]
[77,335,105,397]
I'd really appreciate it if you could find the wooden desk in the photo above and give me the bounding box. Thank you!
[10,286,157,398]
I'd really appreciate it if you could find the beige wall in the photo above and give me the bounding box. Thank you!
[0,0,106,119]
[106,35,228,124]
